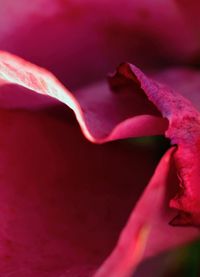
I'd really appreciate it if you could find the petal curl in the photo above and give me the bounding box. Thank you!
[1,51,200,227]
[1,52,200,227]
[0,51,168,142]
[0,52,199,275]
[110,63,200,227]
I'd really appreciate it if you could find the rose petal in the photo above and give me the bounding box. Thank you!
[94,148,199,277]
[0,84,56,110]
[0,51,168,142]
[0,51,199,274]
[1,0,200,87]
[1,51,200,227]
[1,52,200,227]
[109,63,200,227]
[0,104,161,276]
[153,67,200,112]
[74,81,167,140]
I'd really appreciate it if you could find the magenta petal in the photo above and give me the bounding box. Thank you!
[0,105,161,276]
[0,51,200,274]
[110,63,200,227]
[1,52,200,227]
[153,67,200,112]
[94,148,199,277]
[74,81,167,140]
[1,51,200,227]
[0,51,168,142]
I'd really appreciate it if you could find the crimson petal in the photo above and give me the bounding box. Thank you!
[0,51,199,275]
[94,148,199,276]
[0,51,168,142]
[0,105,162,276]
[110,63,200,227]
[1,52,200,227]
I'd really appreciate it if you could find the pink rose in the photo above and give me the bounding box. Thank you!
[0,1,200,276]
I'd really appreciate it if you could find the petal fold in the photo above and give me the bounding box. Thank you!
[110,63,200,227]
[0,50,199,240]
[0,51,168,142]
[95,148,199,277]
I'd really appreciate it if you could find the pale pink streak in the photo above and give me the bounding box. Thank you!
[0,51,168,142]
[0,51,199,276]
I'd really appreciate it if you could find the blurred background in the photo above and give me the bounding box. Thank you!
[135,238,200,277]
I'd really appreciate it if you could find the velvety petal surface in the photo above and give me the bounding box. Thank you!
[1,0,200,88]
[153,67,200,111]
[0,52,199,277]
[1,51,200,228]
[0,101,163,277]
[0,1,200,276]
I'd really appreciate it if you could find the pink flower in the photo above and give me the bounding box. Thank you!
[0,1,200,276]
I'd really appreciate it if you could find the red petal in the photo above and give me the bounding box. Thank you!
[153,67,200,112]
[0,105,161,276]
[74,81,167,140]
[94,148,199,276]
[1,52,200,227]
[110,63,200,227]
[0,51,168,142]
[0,51,199,273]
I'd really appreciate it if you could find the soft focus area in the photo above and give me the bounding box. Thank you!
[0,0,200,276]
[1,0,200,89]
[0,89,164,276]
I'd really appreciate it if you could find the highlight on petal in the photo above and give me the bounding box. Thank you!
[0,51,168,142]
[0,51,199,274]
[94,148,199,277]
[109,63,200,227]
